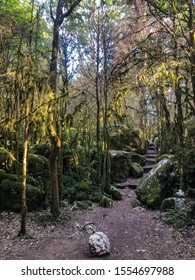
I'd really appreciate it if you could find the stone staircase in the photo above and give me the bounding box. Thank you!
[143,143,158,173]
[115,143,158,190]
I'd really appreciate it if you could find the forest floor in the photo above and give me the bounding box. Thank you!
[0,187,194,260]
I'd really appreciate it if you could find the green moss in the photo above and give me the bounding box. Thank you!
[136,159,178,209]
[131,198,141,208]
[129,162,143,178]
[29,143,51,158]
[0,179,43,212]
[155,154,173,164]
[89,191,103,203]
[0,179,22,212]
[0,147,18,172]
[108,186,122,201]
[75,200,93,210]
[130,153,146,166]
[74,191,90,201]
[26,186,43,211]
[160,198,175,211]
[28,154,49,179]
[110,150,131,182]
[99,196,113,208]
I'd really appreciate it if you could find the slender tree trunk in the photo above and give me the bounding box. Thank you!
[49,9,61,215]
[48,0,81,215]
[95,7,101,190]
[19,134,28,235]
[19,84,32,235]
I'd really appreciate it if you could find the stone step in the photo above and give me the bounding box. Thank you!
[147,146,156,151]
[128,183,138,189]
[146,159,156,165]
[143,165,153,173]
[146,152,157,157]
[115,182,130,189]
[146,154,157,159]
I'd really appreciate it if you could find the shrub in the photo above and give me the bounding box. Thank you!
[0,147,18,173]
[29,143,51,158]
[28,154,49,179]
[0,179,43,212]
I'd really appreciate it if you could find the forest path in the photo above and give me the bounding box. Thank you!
[0,144,194,260]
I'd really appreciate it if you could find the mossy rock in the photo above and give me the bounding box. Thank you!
[136,158,179,209]
[74,191,90,201]
[108,186,122,201]
[129,162,143,178]
[0,179,43,212]
[160,197,186,212]
[75,200,93,210]
[99,196,113,208]
[0,147,18,173]
[29,143,51,158]
[110,150,131,182]
[28,154,49,179]
[130,153,146,166]
[110,128,145,153]
[155,154,173,164]
[160,198,175,211]
[89,191,103,203]
[26,186,43,211]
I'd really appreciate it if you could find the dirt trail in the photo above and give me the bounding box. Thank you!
[0,144,194,260]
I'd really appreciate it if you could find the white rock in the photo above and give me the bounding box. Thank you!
[175,189,186,198]
[89,232,110,256]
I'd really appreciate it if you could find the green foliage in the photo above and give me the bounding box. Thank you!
[99,196,113,208]
[161,206,195,229]
[107,186,122,201]
[130,153,146,166]
[28,154,49,179]
[155,154,173,164]
[75,200,93,210]
[0,179,42,212]
[174,148,195,191]
[110,128,145,153]
[63,174,101,203]
[0,147,18,173]
[29,143,51,158]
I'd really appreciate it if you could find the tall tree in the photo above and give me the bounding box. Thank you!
[48,0,82,216]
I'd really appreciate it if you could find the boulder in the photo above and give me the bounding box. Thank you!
[83,223,96,234]
[129,162,143,178]
[108,186,122,200]
[155,154,174,164]
[89,232,110,257]
[110,150,131,182]
[28,154,49,179]
[160,197,186,212]
[136,158,180,209]
[110,128,145,153]
[129,153,146,166]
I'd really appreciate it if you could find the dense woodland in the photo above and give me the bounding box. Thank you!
[0,0,195,237]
